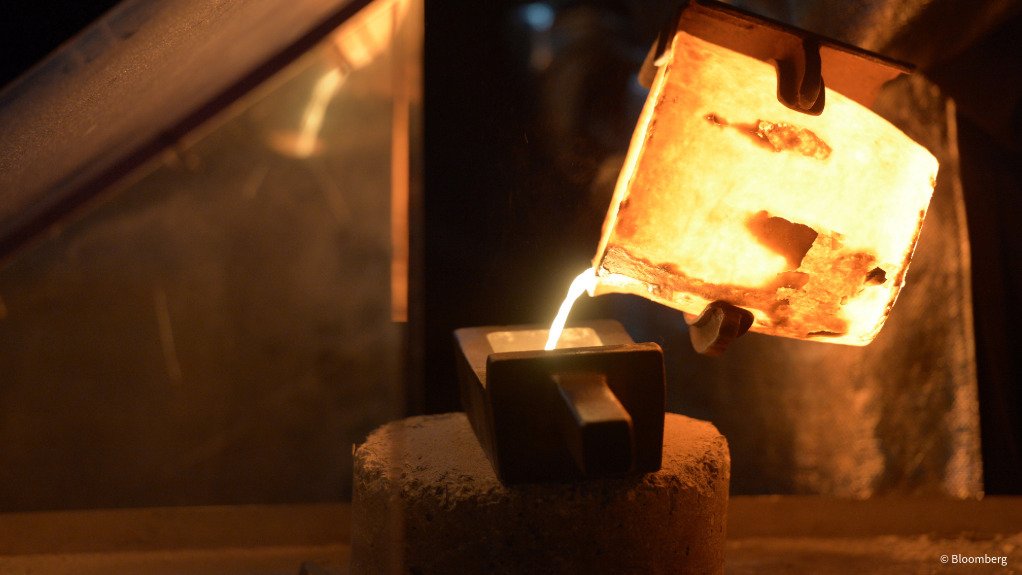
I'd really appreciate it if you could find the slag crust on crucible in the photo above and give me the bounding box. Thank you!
[593,31,938,345]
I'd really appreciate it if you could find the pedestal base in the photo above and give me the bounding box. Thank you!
[350,412,729,574]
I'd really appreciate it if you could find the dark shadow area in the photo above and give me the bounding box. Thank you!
[924,9,1022,495]
[0,2,121,89]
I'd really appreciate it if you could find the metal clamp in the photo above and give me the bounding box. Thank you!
[639,0,911,115]
[685,300,755,356]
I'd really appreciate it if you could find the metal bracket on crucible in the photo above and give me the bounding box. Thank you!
[638,0,910,114]
[685,300,755,356]
[454,320,665,485]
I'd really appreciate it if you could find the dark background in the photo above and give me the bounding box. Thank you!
[1,3,122,86]
[2,0,1019,494]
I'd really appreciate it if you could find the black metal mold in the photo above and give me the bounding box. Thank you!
[454,320,665,484]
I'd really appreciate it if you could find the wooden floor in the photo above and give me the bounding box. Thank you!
[2,497,1020,574]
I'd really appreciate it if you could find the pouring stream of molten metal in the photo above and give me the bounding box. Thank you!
[544,268,597,350]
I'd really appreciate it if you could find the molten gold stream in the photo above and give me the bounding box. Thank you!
[544,268,597,350]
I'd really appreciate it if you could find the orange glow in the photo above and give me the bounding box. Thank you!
[491,326,603,353]
[331,0,410,70]
[592,32,938,345]
[544,268,597,350]
[272,68,346,159]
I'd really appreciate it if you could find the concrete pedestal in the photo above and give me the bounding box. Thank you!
[350,412,729,574]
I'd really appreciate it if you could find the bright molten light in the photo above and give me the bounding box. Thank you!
[297,68,346,157]
[270,68,346,158]
[591,31,938,346]
[544,267,597,350]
